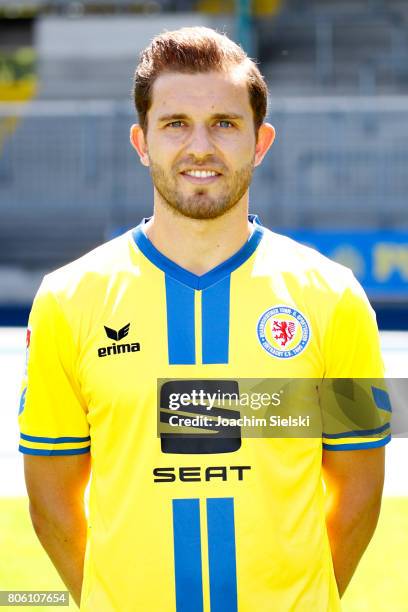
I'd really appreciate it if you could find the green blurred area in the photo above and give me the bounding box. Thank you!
[0,47,36,83]
[198,0,281,15]
[341,497,408,611]
[1,497,407,611]
[0,47,37,101]
[0,497,78,611]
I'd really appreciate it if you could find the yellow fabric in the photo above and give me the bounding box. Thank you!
[19,221,389,611]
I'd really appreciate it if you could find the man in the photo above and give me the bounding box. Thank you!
[19,27,390,611]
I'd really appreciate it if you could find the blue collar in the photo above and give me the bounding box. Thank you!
[132,214,264,290]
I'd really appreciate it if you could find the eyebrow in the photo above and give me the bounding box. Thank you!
[157,112,244,123]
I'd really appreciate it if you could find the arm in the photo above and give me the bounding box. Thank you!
[322,447,385,597]
[24,453,91,608]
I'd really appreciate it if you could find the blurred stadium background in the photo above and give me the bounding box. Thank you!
[0,0,407,325]
[0,0,407,610]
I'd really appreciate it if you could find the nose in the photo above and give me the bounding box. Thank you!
[184,124,215,158]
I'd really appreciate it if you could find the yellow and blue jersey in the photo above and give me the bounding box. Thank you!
[18,215,390,611]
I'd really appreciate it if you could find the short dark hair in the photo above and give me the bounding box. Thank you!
[133,26,268,135]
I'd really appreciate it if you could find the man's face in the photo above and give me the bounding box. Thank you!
[140,69,261,220]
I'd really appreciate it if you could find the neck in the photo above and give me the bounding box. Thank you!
[143,192,253,276]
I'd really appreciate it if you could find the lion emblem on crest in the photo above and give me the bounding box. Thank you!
[272,320,296,347]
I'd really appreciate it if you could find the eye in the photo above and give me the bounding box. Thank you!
[217,120,234,128]
[166,121,185,128]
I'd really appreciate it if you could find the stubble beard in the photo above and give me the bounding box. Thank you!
[149,160,255,220]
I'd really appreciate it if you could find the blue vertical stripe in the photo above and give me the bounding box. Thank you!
[172,499,204,612]
[202,277,231,364]
[206,498,238,612]
[165,275,196,365]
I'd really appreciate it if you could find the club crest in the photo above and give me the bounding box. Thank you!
[257,306,310,359]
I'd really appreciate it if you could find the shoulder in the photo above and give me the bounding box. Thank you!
[256,227,375,337]
[30,231,140,333]
[258,227,363,300]
[39,231,136,301]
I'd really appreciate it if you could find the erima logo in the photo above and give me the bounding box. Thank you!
[104,323,130,341]
[97,323,140,358]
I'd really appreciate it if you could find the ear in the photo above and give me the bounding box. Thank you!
[254,123,275,167]
[130,124,150,167]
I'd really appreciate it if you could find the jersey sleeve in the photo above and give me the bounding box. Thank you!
[18,277,91,456]
[321,272,391,451]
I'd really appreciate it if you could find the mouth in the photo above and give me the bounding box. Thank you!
[179,169,223,184]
